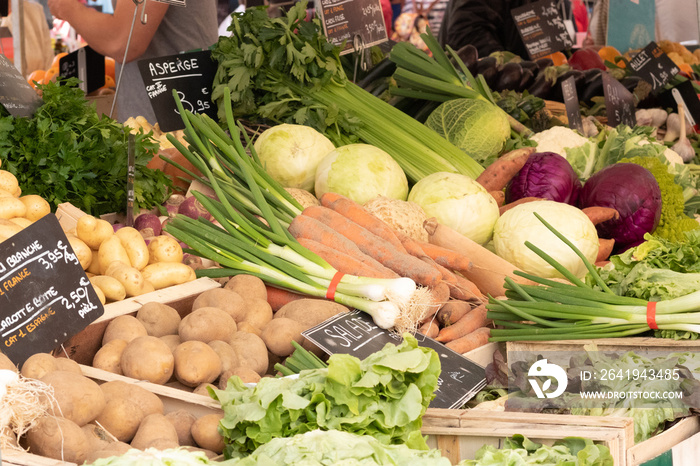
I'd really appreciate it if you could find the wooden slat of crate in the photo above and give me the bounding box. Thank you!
[507,338,700,354]
[2,450,76,466]
[421,408,633,465]
[56,277,221,365]
[627,416,700,465]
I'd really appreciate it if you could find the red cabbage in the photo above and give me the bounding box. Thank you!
[579,163,661,252]
[506,152,581,205]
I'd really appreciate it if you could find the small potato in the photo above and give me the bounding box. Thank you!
[160,334,182,353]
[240,298,273,330]
[236,321,262,336]
[90,275,126,302]
[191,413,225,454]
[225,274,267,302]
[173,341,222,387]
[100,380,163,416]
[208,340,240,375]
[76,215,114,250]
[179,307,237,343]
[137,302,182,337]
[82,423,116,451]
[93,285,106,305]
[165,409,197,447]
[192,288,246,322]
[148,235,184,263]
[9,217,32,228]
[121,336,175,385]
[94,397,144,442]
[40,371,106,426]
[193,383,217,397]
[98,235,131,274]
[130,413,179,451]
[275,299,349,327]
[0,196,26,219]
[228,332,268,376]
[261,318,306,358]
[0,188,13,197]
[115,226,149,270]
[19,194,50,221]
[0,170,19,197]
[83,442,131,464]
[92,339,128,374]
[102,315,148,346]
[27,416,89,464]
[86,248,102,275]
[105,261,154,297]
[66,236,92,270]
[142,262,196,290]
[20,353,81,379]
[219,367,260,388]
[0,218,22,241]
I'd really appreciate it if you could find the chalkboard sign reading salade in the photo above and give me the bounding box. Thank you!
[137,50,218,132]
[0,54,43,118]
[0,215,104,367]
[317,0,388,56]
[302,310,487,409]
[511,0,573,60]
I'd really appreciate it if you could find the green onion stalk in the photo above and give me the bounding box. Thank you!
[163,89,434,332]
[487,213,700,341]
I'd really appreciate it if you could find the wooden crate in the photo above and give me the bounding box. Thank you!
[55,277,221,365]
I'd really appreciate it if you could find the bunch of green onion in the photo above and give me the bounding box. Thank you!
[487,213,700,341]
[162,89,431,331]
[274,341,327,376]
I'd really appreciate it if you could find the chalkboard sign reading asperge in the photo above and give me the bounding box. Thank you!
[0,54,43,118]
[0,215,104,367]
[511,0,573,60]
[318,0,388,56]
[302,310,487,409]
[138,50,218,132]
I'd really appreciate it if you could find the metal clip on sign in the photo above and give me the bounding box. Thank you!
[352,34,372,82]
[110,0,148,118]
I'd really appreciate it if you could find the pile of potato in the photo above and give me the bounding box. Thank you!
[90,275,348,392]
[66,214,196,303]
[9,353,224,464]
[0,167,52,242]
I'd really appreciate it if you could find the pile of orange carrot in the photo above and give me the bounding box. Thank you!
[286,192,493,355]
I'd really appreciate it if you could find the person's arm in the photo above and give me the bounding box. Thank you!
[48,0,168,62]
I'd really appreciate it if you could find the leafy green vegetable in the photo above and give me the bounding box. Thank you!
[458,435,613,466]
[211,334,440,459]
[0,79,172,215]
[424,99,511,167]
[593,125,666,173]
[230,429,451,466]
[85,447,236,465]
[621,155,699,242]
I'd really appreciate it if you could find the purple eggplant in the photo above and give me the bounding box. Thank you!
[495,62,524,91]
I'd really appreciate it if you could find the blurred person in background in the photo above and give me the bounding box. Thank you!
[0,0,53,77]
[47,0,218,122]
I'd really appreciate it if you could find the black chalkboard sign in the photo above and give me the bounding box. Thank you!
[602,71,636,128]
[138,50,217,132]
[59,46,105,94]
[302,310,486,409]
[511,0,573,60]
[561,75,583,133]
[0,215,104,367]
[317,0,388,56]
[628,41,679,94]
[0,54,43,118]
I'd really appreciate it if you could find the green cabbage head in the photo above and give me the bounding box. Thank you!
[425,99,510,167]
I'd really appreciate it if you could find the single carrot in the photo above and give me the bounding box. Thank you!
[475,147,535,192]
[499,197,546,215]
[414,240,473,272]
[424,218,534,297]
[445,327,491,354]
[302,206,442,288]
[453,272,484,301]
[435,304,488,343]
[265,285,313,312]
[319,192,408,254]
[288,214,398,276]
[428,260,481,301]
[296,238,397,279]
[489,190,506,206]
[582,206,619,225]
[596,238,615,262]
[430,281,451,307]
[436,300,471,327]
[418,319,440,339]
